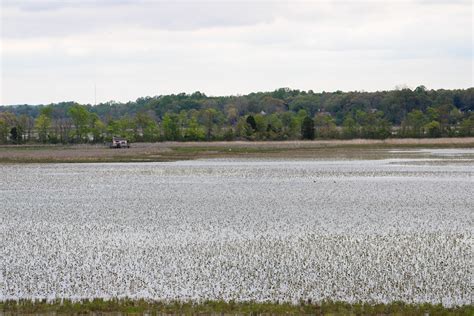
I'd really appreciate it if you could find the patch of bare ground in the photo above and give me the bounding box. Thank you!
[0,138,472,163]
[161,137,474,148]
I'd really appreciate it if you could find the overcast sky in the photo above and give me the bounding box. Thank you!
[0,0,472,105]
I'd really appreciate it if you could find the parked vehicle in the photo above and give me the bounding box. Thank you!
[109,137,130,148]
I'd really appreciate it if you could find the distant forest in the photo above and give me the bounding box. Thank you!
[0,86,473,144]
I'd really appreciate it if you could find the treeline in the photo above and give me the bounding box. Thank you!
[0,86,473,144]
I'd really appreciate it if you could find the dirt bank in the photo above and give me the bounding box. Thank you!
[0,138,473,163]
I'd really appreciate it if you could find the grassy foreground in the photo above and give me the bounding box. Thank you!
[0,138,473,163]
[1,299,473,315]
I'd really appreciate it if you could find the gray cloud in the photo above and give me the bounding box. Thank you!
[2,1,279,38]
[1,0,472,104]
[415,0,470,4]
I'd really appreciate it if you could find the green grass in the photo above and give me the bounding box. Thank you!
[1,299,472,315]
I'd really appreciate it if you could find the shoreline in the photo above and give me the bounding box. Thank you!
[0,138,473,163]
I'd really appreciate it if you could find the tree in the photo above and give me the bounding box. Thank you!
[375,118,392,139]
[424,121,441,138]
[54,118,73,143]
[2,86,474,143]
[289,94,320,116]
[381,88,418,124]
[201,108,219,141]
[10,127,21,144]
[459,114,474,136]
[107,117,135,141]
[224,105,239,126]
[342,115,358,139]
[0,118,9,144]
[68,105,91,142]
[402,110,426,137]
[246,115,257,131]
[162,113,181,141]
[260,96,287,113]
[314,114,338,138]
[292,109,309,138]
[143,122,159,142]
[222,127,235,141]
[355,110,392,139]
[90,114,106,143]
[40,105,53,118]
[278,112,295,139]
[0,112,17,143]
[185,116,205,141]
[134,112,158,142]
[236,117,251,139]
[253,114,267,140]
[266,114,284,139]
[35,114,52,143]
[301,116,315,140]
[17,114,33,142]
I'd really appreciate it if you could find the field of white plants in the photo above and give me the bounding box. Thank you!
[0,151,473,306]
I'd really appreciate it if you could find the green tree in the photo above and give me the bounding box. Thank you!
[301,116,315,140]
[375,118,392,139]
[35,114,52,143]
[402,110,426,137]
[0,112,17,143]
[222,127,235,141]
[253,114,267,140]
[68,105,91,142]
[0,118,9,144]
[342,115,358,139]
[3,86,474,142]
[236,117,251,139]
[90,114,106,143]
[134,112,158,142]
[424,121,441,138]
[185,116,205,141]
[225,105,239,126]
[292,109,309,138]
[18,114,34,142]
[40,105,53,118]
[10,127,22,144]
[107,117,135,141]
[459,114,474,136]
[356,110,391,139]
[246,115,257,131]
[162,113,181,141]
[278,112,294,139]
[201,108,219,141]
[266,114,284,139]
[314,114,338,138]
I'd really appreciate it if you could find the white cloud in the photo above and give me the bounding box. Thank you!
[0,0,472,104]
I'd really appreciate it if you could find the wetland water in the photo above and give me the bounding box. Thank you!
[0,149,473,306]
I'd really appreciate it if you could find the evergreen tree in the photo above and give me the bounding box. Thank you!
[301,116,315,140]
[246,115,257,131]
